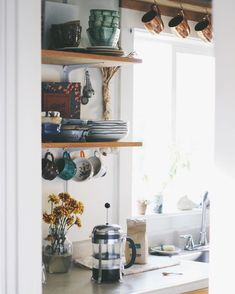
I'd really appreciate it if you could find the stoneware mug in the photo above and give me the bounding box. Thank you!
[142,3,164,35]
[42,152,59,181]
[73,151,94,182]
[168,9,190,38]
[88,151,103,178]
[56,151,77,181]
[93,164,107,178]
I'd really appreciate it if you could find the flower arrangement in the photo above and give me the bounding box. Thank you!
[43,192,84,255]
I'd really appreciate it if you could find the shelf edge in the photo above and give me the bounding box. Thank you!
[42,141,143,149]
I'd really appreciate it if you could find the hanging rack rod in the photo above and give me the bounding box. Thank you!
[120,0,212,21]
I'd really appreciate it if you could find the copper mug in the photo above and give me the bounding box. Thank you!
[142,4,164,35]
[168,10,190,38]
[195,15,213,43]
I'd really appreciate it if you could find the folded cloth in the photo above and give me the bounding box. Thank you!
[74,255,180,276]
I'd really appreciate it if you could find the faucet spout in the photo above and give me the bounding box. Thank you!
[199,191,209,246]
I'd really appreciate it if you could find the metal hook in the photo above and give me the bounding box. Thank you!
[179,0,183,10]
[94,150,100,157]
[205,8,210,21]
[80,150,85,158]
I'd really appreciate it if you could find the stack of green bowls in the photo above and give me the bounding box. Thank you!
[87,9,120,47]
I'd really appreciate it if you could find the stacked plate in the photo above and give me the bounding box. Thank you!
[86,120,128,142]
[53,119,89,142]
[86,46,124,56]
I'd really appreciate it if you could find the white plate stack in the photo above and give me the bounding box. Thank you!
[86,120,128,141]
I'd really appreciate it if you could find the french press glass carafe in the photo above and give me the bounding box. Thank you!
[91,203,136,283]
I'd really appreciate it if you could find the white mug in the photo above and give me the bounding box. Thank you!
[88,151,107,179]
[93,164,107,178]
[73,151,94,182]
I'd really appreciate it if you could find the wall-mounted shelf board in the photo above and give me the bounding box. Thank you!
[42,49,142,67]
[42,141,143,149]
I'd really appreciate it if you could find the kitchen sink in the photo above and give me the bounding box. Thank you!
[194,249,209,263]
[178,248,209,263]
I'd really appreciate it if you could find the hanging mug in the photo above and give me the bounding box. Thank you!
[42,152,59,181]
[142,3,164,35]
[56,151,77,180]
[73,151,94,182]
[168,9,190,38]
[88,151,107,178]
[195,15,213,43]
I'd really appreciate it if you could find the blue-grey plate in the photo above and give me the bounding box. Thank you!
[53,129,88,142]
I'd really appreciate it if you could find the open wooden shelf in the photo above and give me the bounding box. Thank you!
[42,141,143,149]
[42,49,142,67]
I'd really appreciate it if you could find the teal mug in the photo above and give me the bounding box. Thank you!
[57,151,77,180]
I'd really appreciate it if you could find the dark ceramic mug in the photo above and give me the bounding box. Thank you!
[42,152,59,180]
[57,151,77,181]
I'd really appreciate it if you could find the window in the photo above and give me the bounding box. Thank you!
[132,30,215,214]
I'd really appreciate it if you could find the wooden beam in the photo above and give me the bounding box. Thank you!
[174,0,211,8]
[120,0,211,22]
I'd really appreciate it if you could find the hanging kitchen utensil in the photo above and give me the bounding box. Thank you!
[81,69,95,105]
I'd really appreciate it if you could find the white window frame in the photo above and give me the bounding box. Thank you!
[119,27,214,223]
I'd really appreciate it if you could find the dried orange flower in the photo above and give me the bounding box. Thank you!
[58,192,71,202]
[48,194,60,204]
[43,192,84,240]
[75,217,82,227]
[43,212,54,224]
[73,201,84,214]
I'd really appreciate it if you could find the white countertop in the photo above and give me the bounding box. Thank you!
[43,259,208,294]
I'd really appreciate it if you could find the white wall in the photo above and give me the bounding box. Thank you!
[211,1,235,293]
[1,0,41,293]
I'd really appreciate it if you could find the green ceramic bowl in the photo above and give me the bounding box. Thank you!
[89,21,119,29]
[87,27,120,47]
[88,14,120,28]
[90,9,120,18]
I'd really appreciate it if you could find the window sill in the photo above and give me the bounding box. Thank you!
[134,209,202,219]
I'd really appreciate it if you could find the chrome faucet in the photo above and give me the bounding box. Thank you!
[180,191,210,251]
[199,191,209,246]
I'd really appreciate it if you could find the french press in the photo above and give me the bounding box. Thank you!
[91,203,136,283]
